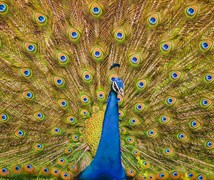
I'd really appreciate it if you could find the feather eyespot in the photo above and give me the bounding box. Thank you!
[204,73,213,83]
[34,112,45,121]
[41,167,50,175]
[90,2,103,18]
[147,129,158,138]
[51,127,62,135]
[34,143,44,151]
[1,113,9,123]
[113,28,127,44]
[165,96,176,106]
[65,147,72,154]
[68,27,81,43]
[129,118,139,126]
[205,141,213,149]
[163,148,174,156]
[200,98,212,108]
[24,164,34,173]
[57,52,70,66]
[126,136,135,144]
[24,43,37,53]
[51,168,61,177]
[199,39,212,52]
[82,70,93,84]
[177,132,188,142]
[0,167,9,176]
[159,115,171,125]
[12,165,22,174]
[34,13,47,25]
[20,68,32,78]
[0,2,8,14]
[134,102,145,113]
[57,157,67,166]
[128,53,142,67]
[61,172,71,180]
[147,13,160,27]
[197,174,206,180]
[160,41,173,54]
[91,46,105,62]
[169,171,182,179]
[54,76,65,88]
[170,71,181,80]
[23,91,34,100]
[68,163,78,172]
[156,172,169,180]
[15,129,26,138]
[80,109,90,118]
[80,94,91,105]
[58,99,69,110]
[185,5,198,18]
[96,90,106,101]
[126,168,136,177]
[66,116,76,124]
[136,79,147,92]
[189,120,201,130]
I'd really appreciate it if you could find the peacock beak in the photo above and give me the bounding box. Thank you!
[119,88,124,97]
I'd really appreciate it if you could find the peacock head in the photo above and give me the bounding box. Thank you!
[112,77,125,97]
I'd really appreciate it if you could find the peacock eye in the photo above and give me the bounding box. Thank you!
[60,55,67,62]
[172,172,178,176]
[188,173,193,177]
[187,7,195,15]
[161,116,166,122]
[137,105,142,110]
[149,17,156,25]
[99,94,103,98]
[94,51,101,58]
[18,130,24,136]
[38,15,45,22]
[37,113,43,118]
[2,114,7,121]
[206,141,212,147]
[201,42,209,50]
[54,170,58,174]
[27,92,32,98]
[179,133,184,138]
[92,7,100,14]
[71,32,78,39]
[162,44,169,51]
[131,57,138,64]
[2,168,7,173]
[205,74,212,82]
[44,168,48,172]
[116,32,123,39]
[61,101,67,107]
[171,72,178,79]
[191,121,196,127]
[56,79,63,85]
[165,148,170,153]
[27,164,32,169]
[167,98,173,104]
[28,44,35,52]
[83,97,88,102]
[202,99,208,106]
[70,117,75,122]
[0,3,7,12]
[55,128,60,132]
[85,74,90,80]
[149,130,154,135]
[160,173,165,178]
[15,166,20,171]
[24,70,31,77]
[198,175,203,180]
[138,82,144,88]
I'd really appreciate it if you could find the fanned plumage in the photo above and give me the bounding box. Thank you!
[0,0,214,179]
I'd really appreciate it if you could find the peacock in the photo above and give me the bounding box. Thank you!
[0,0,214,179]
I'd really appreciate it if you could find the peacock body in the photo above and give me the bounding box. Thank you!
[0,0,214,179]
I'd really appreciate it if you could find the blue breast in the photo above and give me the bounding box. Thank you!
[79,90,126,180]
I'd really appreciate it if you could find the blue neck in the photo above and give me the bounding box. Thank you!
[79,90,126,180]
